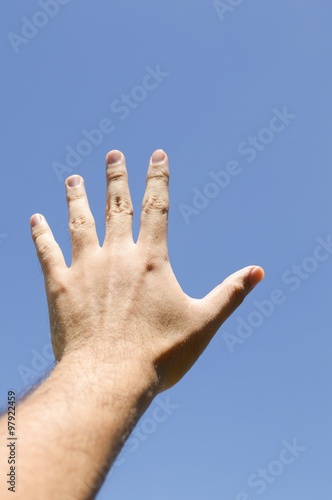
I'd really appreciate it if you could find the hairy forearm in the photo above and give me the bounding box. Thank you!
[0,349,156,499]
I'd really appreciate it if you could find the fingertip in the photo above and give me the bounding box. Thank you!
[106,150,123,166]
[151,149,167,164]
[249,266,265,288]
[66,175,83,188]
[30,214,44,229]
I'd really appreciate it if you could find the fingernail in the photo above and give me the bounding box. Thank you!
[67,175,82,188]
[106,150,122,166]
[30,214,43,228]
[249,266,265,289]
[151,150,166,164]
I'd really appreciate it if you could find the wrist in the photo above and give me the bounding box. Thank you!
[58,344,159,410]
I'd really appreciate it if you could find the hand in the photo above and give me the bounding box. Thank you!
[30,149,264,393]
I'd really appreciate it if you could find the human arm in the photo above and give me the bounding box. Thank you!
[0,149,264,499]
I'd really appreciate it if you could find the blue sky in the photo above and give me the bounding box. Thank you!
[1,1,332,498]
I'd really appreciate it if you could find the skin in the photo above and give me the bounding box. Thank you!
[0,149,264,499]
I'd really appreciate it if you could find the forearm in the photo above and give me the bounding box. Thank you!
[0,349,156,499]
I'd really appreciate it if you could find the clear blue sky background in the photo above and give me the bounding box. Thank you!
[1,1,332,498]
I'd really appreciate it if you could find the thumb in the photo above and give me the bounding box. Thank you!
[199,266,264,332]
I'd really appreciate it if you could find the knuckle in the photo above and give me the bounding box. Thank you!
[35,234,57,268]
[37,242,53,262]
[226,279,247,306]
[69,214,95,231]
[47,275,67,296]
[106,197,133,218]
[34,233,52,261]
[106,168,127,182]
[147,167,169,183]
[67,192,86,203]
[142,194,168,214]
